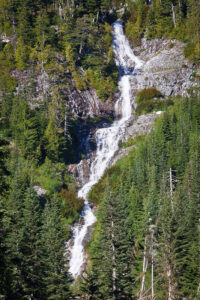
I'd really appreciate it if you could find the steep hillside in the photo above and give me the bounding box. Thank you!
[85,96,200,300]
[0,0,199,299]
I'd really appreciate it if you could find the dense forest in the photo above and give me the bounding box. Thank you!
[86,95,200,299]
[0,0,199,299]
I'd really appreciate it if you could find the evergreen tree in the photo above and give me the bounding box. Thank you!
[0,130,9,196]
[87,186,134,299]
[0,198,10,299]
[17,187,43,299]
[40,199,72,299]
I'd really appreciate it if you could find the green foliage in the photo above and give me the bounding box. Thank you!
[15,36,30,71]
[125,2,149,46]
[72,70,87,91]
[84,187,134,299]
[120,135,145,149]
[124,0,200,63]
[136,87,163,103]
[3,155,73,299]
[88,165,121,205]
[184,41,200,63]
[40,200,73,299]
[136,98,174,115]
[86,95,200,299]
[43,94,67,162]
[135,88,174,115]
[0,130,9,196]
[0,43,17,93]
[60,188,84,220]
[0,0,200,298]
[36,158,63,194]
[10,98,41,159]
[120,137,135,148]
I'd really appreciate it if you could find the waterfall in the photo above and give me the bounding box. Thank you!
[68,20,143,278]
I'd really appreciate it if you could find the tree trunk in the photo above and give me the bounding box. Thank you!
[151,231,154,300]
[139,237,148,299]
[111,220,117,299]
[167,265,174,300]
[169,168,174,214]
[79,40,83,55]
[172,4,176,28]
[178,0,182,22]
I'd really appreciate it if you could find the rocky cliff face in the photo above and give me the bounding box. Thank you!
[111,111,162,165]
[130,37,199,100]
[11,37,199,121]
[66,86,115,119]
[11,66,115,120]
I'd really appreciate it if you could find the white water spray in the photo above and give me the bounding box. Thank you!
[68,20,143,278]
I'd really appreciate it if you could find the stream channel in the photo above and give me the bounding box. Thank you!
[68,20,143,278]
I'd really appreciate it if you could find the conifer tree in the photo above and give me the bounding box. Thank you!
[0,198,9,299]
[0,130,9,196]
[87,186,135,299]
[40,199,72,299]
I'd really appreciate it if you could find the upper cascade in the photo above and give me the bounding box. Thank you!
[68,20,143,278]
[112,20,143,75]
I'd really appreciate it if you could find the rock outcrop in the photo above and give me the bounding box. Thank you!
[33,185,47,197]
[10,37,199,122]
[67,87,115,119]
[11,66,115,120]
[111,111,163,165]
[130,38,199,102]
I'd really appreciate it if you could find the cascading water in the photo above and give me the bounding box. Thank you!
[68,20,143,278]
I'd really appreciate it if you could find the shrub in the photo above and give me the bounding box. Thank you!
[88,165,121,205]
[184,42,200,63]
[120,137,135,148]
[136,87,162,103]
[72,71,87,91]
[136,99,174,115]
[120,135,145,148]
[37,159,63,193]
[60,189,84,218]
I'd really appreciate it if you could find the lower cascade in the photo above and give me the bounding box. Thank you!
[68,20,143,278]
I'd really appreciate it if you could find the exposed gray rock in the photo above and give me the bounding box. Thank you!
[125,112,161,139]
[111,112,162,164]
[131,38,199,100]
[33,185,47,197]
[11,68,50,108]
[1,33,11,43]
[10,65,115,119]
[67,87,115,119]
[36,69,50,102]
[68,159,91,187]
[10,37,199,122]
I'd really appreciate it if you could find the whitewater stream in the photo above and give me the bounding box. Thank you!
[68,20,143,278]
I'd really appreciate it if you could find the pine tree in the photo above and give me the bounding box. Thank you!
[87,186,135,299]
[156,173,178,299]
[89,188,116,299]
[0,198,10,299]
[0,129,9,196]
[40,199,72,299]
[5,159,35,299]
[17,187,44,299]
[175,132,200,298]
[10,99,40,159]
[114,190,134,299]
